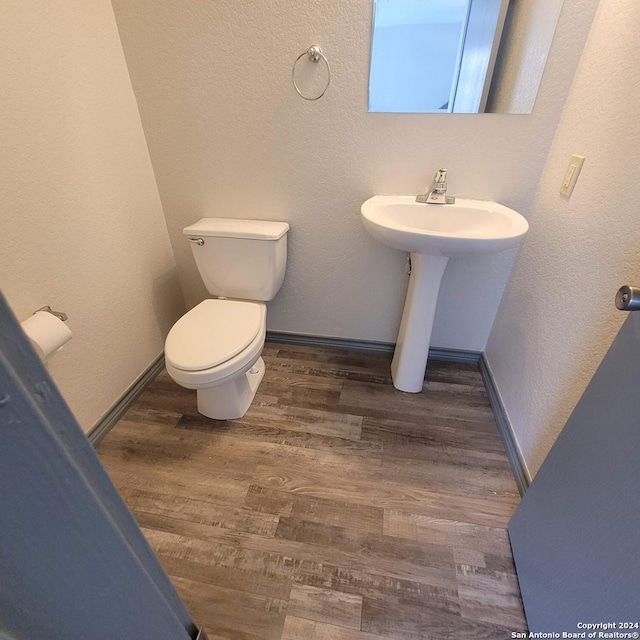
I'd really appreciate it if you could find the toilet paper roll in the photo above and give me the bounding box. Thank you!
[21,311,73,361]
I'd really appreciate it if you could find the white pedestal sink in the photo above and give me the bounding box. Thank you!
[361,196,529,393]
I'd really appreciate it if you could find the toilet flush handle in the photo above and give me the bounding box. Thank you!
[188,237,205,246]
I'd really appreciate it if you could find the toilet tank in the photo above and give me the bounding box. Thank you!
[183,218,289,301]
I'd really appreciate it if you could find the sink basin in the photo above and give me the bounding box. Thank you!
[361,196,528,257]
[361,195,529,393]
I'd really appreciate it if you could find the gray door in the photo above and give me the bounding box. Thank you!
[0,291,198,640]
[509,293,640,631]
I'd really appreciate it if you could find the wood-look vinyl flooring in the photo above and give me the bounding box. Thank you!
[98,343,527,639]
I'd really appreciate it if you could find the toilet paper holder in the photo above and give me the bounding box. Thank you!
[35,305,68,322]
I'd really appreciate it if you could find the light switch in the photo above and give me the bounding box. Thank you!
[560,154,585,197]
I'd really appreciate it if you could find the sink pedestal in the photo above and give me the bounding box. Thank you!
[391,253,449,393]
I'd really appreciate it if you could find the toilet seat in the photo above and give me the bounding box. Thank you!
[165,299,266,389]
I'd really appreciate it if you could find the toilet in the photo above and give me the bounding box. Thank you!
[164,218,289,420]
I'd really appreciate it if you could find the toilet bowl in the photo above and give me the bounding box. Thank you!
[164,217,289,420]
[165,299,267,420]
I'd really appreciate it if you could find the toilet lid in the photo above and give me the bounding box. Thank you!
[165,300,264,372]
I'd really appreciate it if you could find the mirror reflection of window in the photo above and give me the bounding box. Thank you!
[368,0,510,113]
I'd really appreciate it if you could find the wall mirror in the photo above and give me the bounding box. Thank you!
[368,0,565,114]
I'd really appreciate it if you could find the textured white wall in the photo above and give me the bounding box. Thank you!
[111,0,597,349]
[486,0,640,478]
[1,0,184,431]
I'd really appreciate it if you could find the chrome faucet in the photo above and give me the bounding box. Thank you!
[416,169,455,204]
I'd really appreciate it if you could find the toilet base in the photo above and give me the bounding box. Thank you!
[196,357,265,420]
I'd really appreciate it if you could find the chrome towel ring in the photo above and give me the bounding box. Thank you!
[292,45,331,101]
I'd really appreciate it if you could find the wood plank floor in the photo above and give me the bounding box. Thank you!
[98,343,527,639]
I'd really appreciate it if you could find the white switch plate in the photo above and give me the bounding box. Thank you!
[560,154,585,197]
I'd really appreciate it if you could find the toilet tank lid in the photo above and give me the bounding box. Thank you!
[183,218,289,240]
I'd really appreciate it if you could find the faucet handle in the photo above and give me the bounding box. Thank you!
[434,168,447,183]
